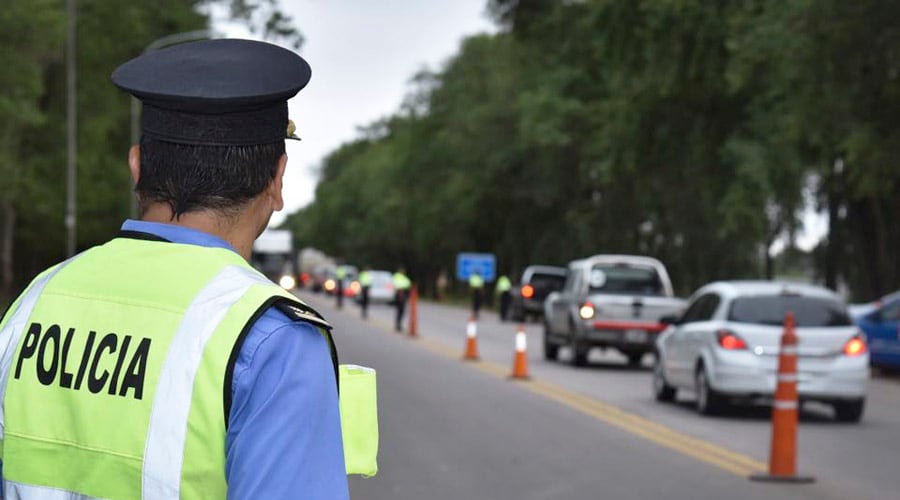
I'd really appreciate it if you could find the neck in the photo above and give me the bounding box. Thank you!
[140,204,261,260]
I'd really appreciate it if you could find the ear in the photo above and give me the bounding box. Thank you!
[268,153,287,212]
[128,145,141,185]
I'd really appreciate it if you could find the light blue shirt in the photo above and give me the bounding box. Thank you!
[1,220,349,499]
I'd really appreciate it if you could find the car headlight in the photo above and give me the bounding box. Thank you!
[279,275,296,290]
[579,302,595,319]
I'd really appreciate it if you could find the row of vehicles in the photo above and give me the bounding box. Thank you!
[515,254,890,423]
[308,265,396,304]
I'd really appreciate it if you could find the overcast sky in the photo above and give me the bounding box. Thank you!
[213,0,496,226]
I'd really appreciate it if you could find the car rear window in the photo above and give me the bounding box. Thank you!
[372,273,393,285]
[529,273,566,291]
[728,295,851,327]
[589,264,663,296]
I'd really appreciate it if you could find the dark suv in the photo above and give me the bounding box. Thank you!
[510,265,567,322]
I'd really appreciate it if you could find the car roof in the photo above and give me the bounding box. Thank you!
[573,254,666,268]
[524,265,567,276]
[699,280,842,301]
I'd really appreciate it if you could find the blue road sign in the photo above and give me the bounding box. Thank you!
[456,253,496,282]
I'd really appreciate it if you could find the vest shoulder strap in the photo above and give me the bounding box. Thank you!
[224,294,340,426]
[273,296,339,392]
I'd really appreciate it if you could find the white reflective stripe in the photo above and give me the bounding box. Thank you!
[142,265,270,500]
[515,332,527,352]
[0,258,75,440]
[777,373,798,383]
[773,400,798,410]
[466,321,477,338]
[4,479,102,500]
[780,346,798,355]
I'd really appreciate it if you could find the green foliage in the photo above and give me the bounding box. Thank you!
[1,0,299,292]
[288,0,900,299]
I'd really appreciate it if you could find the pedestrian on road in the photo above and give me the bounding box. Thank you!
[469,271,485,320]
[496,274,512,321]
[393,267,412,332]
[0,39,349,499]
[436,270,448,301]
[359,267,372,319]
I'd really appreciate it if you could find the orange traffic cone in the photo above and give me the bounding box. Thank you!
[408,285,419,338]
[463,316,479,360]
[750,312,815,483]
[510,323,530,380]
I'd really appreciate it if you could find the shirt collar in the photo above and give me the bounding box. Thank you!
[121,219,237,253]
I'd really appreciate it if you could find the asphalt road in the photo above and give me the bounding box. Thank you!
[299,291,900,500]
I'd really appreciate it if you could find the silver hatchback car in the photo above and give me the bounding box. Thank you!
[654,281,869,422]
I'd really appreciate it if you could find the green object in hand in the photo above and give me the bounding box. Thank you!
[339,364,379,477]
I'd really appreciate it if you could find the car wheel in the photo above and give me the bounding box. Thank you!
[833,398,865,423]
[626,352,644,368]
[543,322,559,361]
[568,319,588,367]
[653,358,676,402]
[695,364,724,415]
[511,306,524,323]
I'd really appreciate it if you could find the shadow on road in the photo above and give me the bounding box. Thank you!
[662,399,852,425]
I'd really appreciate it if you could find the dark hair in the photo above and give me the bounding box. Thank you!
[137,137,284,218]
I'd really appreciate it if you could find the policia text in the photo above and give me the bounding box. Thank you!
[14,322,151,399]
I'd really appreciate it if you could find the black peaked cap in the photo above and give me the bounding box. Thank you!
[112,39,311,146]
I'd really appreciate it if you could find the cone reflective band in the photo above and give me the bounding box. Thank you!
[750,311,815,483]
[339,364,379,477]
[466,320,477,338]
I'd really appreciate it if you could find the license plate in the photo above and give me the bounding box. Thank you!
[625,329,648,343]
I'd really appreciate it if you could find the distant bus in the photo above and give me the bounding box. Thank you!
[251,229,296,289]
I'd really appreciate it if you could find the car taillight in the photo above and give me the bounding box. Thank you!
[521,285,535,299]
[579,302,595,319]
[843,335,867,357]
[716,329,748,350]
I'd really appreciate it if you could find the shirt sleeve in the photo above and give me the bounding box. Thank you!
[225,308,349,500]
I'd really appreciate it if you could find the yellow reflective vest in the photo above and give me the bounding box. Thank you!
[0,236,377,499]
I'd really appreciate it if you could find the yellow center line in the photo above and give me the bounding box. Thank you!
[303,294,766,478]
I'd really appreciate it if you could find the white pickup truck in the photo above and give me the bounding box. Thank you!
[543,255,686,367]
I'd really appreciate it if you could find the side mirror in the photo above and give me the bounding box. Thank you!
[659,315,679,325]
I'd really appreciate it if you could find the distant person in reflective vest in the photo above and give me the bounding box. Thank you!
[335,266,347,309]
[0,40,349,499]
[359,268,372,319]
[392,268,412,332]
[469,271,485,320]
[496,274,512,321]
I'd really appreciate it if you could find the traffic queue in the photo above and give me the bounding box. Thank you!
[281,250,897,426]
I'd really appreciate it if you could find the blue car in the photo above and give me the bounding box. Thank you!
[855,296,900,368]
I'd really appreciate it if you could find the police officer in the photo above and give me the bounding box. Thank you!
[392,267,412,332]
[496,274,512,321]
[0,40,349,499]
[469,270,485,320]
[358,267,372,319]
